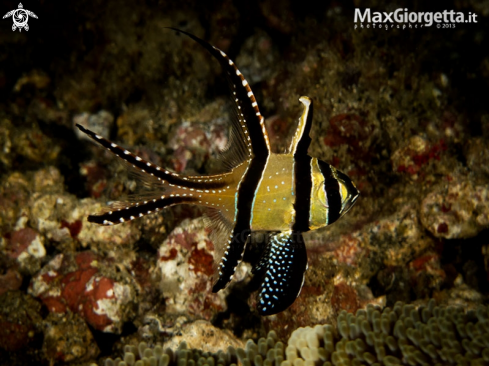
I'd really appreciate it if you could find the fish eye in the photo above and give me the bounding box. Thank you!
[315,181,328,208]
[336,177,359,215]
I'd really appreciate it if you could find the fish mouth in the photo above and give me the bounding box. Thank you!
[342,198,356,215]
[341,188,359,215]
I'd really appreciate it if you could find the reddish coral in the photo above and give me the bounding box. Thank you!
[30,252,128,332]
[157,218,227,320]
[81,276,115,330]
[75,250,98,269]
[172,232,196,251]
[441,203,451,213]
[331,282,359,314]
[300,285,324,297]
[412,139,446,166]
[0,269,22,296]
[333,234,365,266]
[61,268,113,329]
[79,161,108,198]
[437,222,449,234]
[0,291,42,352]
[61,267,98,309]
[60,220,83,239]
[410,254,438,273]
[0,321,31,352]
[160,247,178,261]
[41,296,67,313]
[189,246,214,276]
[4,227,38,259]
[396,139,447,177]
[324,113,372,160]
[170,124,211,173]
[408,251,446,297]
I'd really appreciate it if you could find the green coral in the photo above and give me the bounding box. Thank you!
[104,331,282,366]
[284,299,489,366]
[104,300,489,366]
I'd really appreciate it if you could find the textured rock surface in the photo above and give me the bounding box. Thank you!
[420,176,489,239]
[162,320,245,353]
[157,218,248,320]
[42,311,100,363]
[29,251,138,333]
[0,291,42,352]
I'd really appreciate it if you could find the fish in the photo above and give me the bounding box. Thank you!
[76,28,359,316]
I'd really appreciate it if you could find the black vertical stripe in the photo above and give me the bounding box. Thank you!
[317,160,341,224]
[336,170,360,199]
[212,157,267,292]
[292,155,312,232]
[294,100,313,156]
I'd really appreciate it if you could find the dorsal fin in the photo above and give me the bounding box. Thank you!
[288,96,313,156]
[167,28,271,160]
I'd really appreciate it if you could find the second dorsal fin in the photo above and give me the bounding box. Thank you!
[288,96,313,156]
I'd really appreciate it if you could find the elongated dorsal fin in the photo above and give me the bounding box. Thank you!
[288,96,313,156]
[167,28,271,161]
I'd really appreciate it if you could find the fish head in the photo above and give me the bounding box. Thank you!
[309,159,359,230]
[332,166,360,218]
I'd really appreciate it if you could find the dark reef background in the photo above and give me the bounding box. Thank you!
[1,0,488,365]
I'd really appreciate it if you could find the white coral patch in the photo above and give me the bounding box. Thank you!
[93,282,134,327]
[85,275,96,292]
[18,233,46,266]
[156,218,230,317]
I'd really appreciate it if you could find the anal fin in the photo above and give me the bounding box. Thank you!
[212,227,250,292]
[256,231,308,316]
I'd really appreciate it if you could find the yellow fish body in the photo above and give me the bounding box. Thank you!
[77,29,359,315]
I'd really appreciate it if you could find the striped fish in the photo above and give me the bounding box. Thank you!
[76,29,359,316]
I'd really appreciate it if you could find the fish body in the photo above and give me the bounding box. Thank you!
[77,29,359,315]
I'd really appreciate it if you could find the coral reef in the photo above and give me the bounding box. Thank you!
[284,300,489,366]
[160,321,244,353]
[42,311,100,363]
[104,329,280,366]
[155,218,248,321]
[105,300,489,366]
[29,251,138,333]
[420,176,489,239]
[0,291,42,352]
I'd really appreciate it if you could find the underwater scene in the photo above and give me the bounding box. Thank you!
[0,0,488,365]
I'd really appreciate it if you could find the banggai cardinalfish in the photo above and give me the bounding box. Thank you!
[76,28,359,315]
